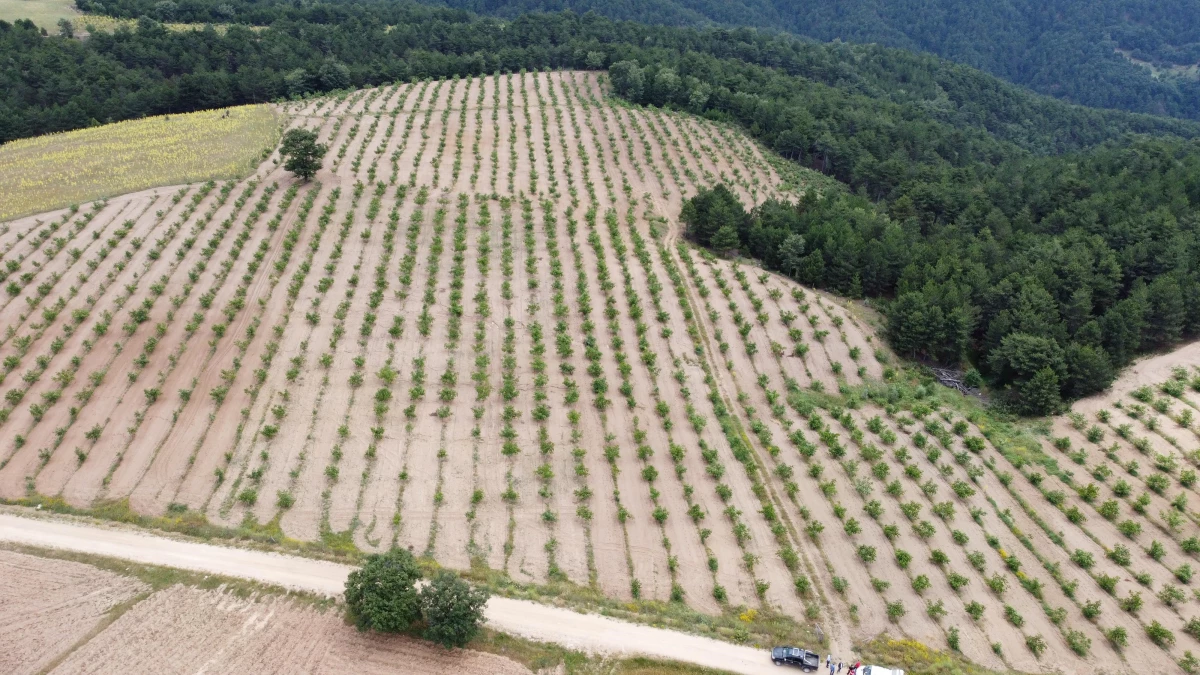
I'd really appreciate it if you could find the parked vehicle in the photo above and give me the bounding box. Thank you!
[770,646,820,670]
[861,665,905,675]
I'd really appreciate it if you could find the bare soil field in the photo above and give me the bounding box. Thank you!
[3,70,1196,673]
[0,549,146,675]
[51,584,531,675]
[0,547,529,675]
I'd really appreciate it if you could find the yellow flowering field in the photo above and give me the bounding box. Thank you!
[71,15,262,34]
[0,105,280,221]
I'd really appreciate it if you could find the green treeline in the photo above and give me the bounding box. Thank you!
[404,0,1200,120]
[679,149,1200,414]
[4,2,1199,144]
[609,54,1200,413]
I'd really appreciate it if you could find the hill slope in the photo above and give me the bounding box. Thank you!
[422,0,1200,119]
[0,73,1196,671]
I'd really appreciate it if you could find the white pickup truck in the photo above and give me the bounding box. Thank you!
[861,666,905,675]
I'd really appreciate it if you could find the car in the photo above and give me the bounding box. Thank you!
[861,666,905,675]
[770,646,820,670]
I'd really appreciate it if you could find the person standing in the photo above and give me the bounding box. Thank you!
[837,661,843,673]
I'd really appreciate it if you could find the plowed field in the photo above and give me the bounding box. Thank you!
[0,548,529,674]
[0,549,146,675]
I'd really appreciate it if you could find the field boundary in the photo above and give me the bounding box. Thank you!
[0,510,787,675]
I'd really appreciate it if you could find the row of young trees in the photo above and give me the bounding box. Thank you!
[6,4,1200,419]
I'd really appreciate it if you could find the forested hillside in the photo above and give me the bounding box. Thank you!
[409,0,1200,119]
[5,3,1198,146]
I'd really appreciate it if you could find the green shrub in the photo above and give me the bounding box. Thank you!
[344,548,423,632]
[912,574,931,593]
[926,599,947,621]
[1106,626,1128,650]
[419,570,490,649]
[1146,620,1176,647]
[857,545,877,563]
[1120,591,1143,614]
[1065,630,1090,656]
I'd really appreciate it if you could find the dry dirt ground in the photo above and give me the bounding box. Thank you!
[0,548,146,675]
[4,71,1199,674]
[0,513,782,675]
[0,545,531,675]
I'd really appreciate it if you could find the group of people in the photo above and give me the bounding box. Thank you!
[827,655,862,675]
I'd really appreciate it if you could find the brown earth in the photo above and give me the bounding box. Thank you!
[50,584,531,675]
[9,70,1191,674]
[0,549,147,675]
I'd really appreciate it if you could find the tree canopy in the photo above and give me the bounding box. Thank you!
[681,136,1200,414]
[391,0,1200,120]
[419,570,490,649]
[344,548,423,633]
[3,4,1198,145]
[280,128,326,181]
[343,548,489,649]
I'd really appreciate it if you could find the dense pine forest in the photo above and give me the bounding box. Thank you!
[416,0,1200,120]
[2,0,1199,413]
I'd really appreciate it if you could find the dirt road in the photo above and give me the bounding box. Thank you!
[0,512,785,675]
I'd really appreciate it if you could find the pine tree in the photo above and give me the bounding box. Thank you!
[1063,342,1115,398]
[1016,367,1062,416]
[710,224,740,254]
[1146,275,1185,348]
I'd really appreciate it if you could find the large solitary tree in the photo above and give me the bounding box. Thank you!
[280,128,327,181]
[344,548,423,633]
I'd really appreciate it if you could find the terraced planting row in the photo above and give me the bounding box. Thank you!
[6,70,1194,673]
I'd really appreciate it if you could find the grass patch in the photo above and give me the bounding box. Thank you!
[0,104,279,221]
[856,636,1032,675]
[70,14,259,34]
[472,629,739,675]
[459,559,816,650]
[0,0,76,28]
[4,496,361,562]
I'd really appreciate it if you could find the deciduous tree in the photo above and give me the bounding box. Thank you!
[344,548,423,633]
[419,570,490,649]
[280,128,327,181]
